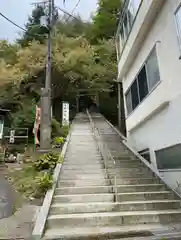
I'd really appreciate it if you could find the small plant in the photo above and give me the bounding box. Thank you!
[58,154,64,164]
[34,172,53,198]
[34,152,59,172]
[51,118,61,138]
[60,125,69,138]
[54,136,65,148]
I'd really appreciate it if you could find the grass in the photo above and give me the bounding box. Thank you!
[8,163,53,200]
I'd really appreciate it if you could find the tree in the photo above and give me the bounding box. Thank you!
[17,5,49,47]
[90,0,123,42]
[56,16,91,38]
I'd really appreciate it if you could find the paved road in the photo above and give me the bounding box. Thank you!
[0,172,14,219]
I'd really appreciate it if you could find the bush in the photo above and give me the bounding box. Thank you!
[34,172,53,198]
[60,125,69,138]
[9,166,53,199]
[53,136,65,148]
[55,136,65,144]
[51,118,61,138]
[34,152,60,172]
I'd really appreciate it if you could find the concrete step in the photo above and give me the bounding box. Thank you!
[47,210,181,228]
[50,200,181,215]
[55,186,112,195]
[55,184,166,195]
[106,161,144,168]
[59,171,152,179]
[110,177,161,185]
[61,169,105,174]
[62,164,105,170]
[61,167,150,175]
[53,193,114,203]
[43,224,181,240]
[116,184,166,193]
[58,177,160,187]
[58,179,109,187]
[117,191,174,202]
[64,159,102,164]
[59,174,107,180]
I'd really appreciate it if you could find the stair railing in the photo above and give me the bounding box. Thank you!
[86,109,118,202]
[103,114,181,200]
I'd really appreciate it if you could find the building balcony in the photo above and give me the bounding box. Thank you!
[116,0,165,81]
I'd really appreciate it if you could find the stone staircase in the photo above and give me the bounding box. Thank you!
[41,113,181,239]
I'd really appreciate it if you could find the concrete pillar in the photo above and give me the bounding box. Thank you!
[40,88,51,151]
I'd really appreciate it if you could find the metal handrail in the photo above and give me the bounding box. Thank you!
[103,113,181,200]
[86,109,118,202]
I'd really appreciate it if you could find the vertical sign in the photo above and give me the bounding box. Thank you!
[9,130,15,143]
[62,102,69,126]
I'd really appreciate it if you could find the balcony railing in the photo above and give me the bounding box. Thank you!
[116,0,143,58]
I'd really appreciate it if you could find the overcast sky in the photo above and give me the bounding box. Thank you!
[0,0,98,42]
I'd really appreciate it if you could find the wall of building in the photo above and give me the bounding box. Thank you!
[120,0,181,193]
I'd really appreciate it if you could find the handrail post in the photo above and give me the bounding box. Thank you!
[86,109,119,202]
[114,175,118,202]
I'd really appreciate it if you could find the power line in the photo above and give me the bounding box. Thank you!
[66,0,81,22]
[70,0,81,15]
[0,12,47,39]
[0,12,26,32]
[56,6,79,20]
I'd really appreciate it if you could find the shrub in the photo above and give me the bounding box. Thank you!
[60,125,69,138]
[55,136,65,145]
[51,118,61,138]
[34,172,53,198]
[34,152,60,172]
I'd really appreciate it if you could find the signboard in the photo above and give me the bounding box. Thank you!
[9,130,15,143]
[62,102,69,126]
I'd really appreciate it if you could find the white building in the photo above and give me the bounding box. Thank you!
[116,0,181,193]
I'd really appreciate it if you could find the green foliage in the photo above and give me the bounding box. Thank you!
[9,165,53,198]
[56,17,91,38]
[17,5,49,47]
[34,152,60,172]
[34,172,53,198]
[60,125,69,138]
[55,136,65,145]
[52,118,61,138]
[90,0,123,42]
[11,98,36,129]
[0,0,122,130]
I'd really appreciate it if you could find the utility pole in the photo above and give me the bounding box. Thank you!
[40,0,54,151]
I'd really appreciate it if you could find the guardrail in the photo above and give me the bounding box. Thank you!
[101,113,181,200]
[86,109,118,202]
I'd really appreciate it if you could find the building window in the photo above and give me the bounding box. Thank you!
[138,148,151,163]
[125,90,132,114]
[125,47,160,115]
[175,4,181,50]
[131,80,139,110]
[119,0,142,55]
[137,66,148,102]
[155,144,181,170]
[146,48,160,91]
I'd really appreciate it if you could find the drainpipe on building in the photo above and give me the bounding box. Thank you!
[117,81,127,137]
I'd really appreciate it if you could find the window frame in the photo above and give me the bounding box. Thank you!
[118,0,143,59]
[138,148,151,163]
[125,45,161,117]
[175,3,181,52]
[155,144,181,170]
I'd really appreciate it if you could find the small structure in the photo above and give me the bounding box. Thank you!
[0,108,10,140]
